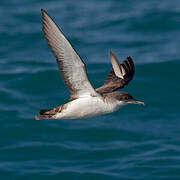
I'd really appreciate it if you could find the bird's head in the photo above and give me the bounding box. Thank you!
[113,91,145,106]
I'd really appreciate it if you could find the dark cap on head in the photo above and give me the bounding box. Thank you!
[107,91,145,105]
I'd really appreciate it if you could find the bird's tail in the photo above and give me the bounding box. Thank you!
[35,108,55,120]
[35,114,53,120]
[35,105,63,120]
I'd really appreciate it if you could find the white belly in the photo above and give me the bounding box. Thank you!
[53,97,120,119]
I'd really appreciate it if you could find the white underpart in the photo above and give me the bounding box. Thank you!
[53,96,126,119]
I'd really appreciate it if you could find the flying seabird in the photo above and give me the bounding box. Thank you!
[35,9,144,120]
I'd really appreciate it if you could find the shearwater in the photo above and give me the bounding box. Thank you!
[35,9,144,120]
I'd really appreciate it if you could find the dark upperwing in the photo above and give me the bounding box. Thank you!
[96,51,135,94]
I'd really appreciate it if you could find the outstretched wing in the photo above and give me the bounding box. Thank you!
[41,9,98,100]
[96,51,135,93]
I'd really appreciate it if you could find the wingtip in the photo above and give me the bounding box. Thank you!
[110,50,115,57]
[41,8,47,16]
[109,51,124,79]
[127,56,133,61]
[125,56,135,74]
[109,51,120,64]
[109,51,118,63]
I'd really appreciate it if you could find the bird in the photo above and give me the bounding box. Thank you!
[35,9,144,120]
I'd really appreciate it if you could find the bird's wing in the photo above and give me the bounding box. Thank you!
[96,51,135,93]
[41,9,98,100]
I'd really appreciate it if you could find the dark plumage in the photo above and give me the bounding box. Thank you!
[96,52,135,93]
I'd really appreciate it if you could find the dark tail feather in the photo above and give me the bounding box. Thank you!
[35,108,54,120]
[40,109,52,115]
[36,105,63,120]
[35,114,53,120]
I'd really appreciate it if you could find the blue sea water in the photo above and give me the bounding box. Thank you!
[1,0,180,179]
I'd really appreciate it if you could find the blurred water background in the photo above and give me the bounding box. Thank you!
[1,0,180,179]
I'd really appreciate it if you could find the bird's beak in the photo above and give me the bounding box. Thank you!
[128,99,145,106]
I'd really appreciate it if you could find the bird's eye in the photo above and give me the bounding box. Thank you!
[124,96,129,100]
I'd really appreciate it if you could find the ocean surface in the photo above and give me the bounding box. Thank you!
[1,0,180,179]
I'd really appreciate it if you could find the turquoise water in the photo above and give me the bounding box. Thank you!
[1,0,180,179]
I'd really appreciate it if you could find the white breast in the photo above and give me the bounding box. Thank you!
[54,96,121,119]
